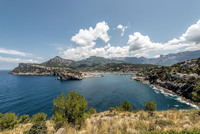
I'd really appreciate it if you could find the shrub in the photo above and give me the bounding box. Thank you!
[24,123,47,134]
[0,113,2,118]
[109,107,115,112]
[155,119,174,127]
[51,110,68,130]
[87,107,97,115]
[18,114,30,124]
[53,90,87,127]
[145,100,156,111]
[0,113,18,130]
[31,112,47,123]
[116,101,132,112]
[192,81,200,102]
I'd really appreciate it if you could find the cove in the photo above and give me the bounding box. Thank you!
[0,71,195,119]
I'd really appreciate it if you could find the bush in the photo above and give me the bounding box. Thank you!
[109,107,115,112]
[116,101,132,112]
[31,113,47,123]
[145,100,156,111]
[192,81,200,102]
[0,113,18,130]
[87,107,97,115]
[155,119,174,127]
[53,90,88,127]
[18,114,30,124]
[0,113,2,118]
[24,123,47,134]
[51,110,68,130]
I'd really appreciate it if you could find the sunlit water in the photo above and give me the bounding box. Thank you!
[0,71,195,119]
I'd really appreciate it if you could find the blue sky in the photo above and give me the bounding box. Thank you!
[0,0,200,69]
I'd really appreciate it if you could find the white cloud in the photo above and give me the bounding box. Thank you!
[180,20,200,44]
[60,20,200,60]
[0,48,31,57]
[71,21,110,47]
[127,32,191,57]
[0,56,38,63]
[117,24,128,36]
[62,44,129,60]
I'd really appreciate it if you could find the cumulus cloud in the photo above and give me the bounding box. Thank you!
[60,20,200,60]
[0,56,38,63]
[117,24,128,36]
[180,20,200,44]
[127,32,191,57]
[71,21,110,47]
[0,48,32,57]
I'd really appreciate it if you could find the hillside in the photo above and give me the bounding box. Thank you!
[116,50,200,66]
[1,110,200,134]
[134,58,200,104]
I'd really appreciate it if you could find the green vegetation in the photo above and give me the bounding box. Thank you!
[24,123,47,134]
[31,112,47,123]
[149,129,200,134]
[0,113,18,130]
[192,81,200,102]
[18,114,30,124]
[145,100,157,111]
[116,100,133,112]
[52,90,88,128]
[87,107,97,116]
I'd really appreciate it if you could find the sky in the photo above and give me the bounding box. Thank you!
[0,0,200,69]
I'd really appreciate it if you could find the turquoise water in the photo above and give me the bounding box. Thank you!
[0,71,195,118]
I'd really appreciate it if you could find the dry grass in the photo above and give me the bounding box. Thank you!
[0,123,32,134]
[70,109,200,134]
[0,109,200,134]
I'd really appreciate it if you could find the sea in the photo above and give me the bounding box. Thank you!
[0,70,196,119]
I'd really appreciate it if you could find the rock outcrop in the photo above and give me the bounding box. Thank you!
[9,63,83,80]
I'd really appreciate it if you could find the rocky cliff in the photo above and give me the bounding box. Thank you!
[9,63,83,80]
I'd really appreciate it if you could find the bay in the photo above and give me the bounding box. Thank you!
[0,71,195,119]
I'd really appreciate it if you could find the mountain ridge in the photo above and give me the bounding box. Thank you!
[115,50,200,66]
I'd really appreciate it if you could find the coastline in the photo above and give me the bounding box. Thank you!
[131,76,200,109]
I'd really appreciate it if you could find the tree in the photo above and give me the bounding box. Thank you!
[145,100,156,111]
[0,113,18,130]
[53,90,88,127]
[192,81,200,102]
[116,101,132,112]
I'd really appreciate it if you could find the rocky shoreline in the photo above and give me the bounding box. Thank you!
[131,76,200,108]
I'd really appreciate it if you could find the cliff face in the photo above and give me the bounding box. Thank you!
[134,58,200,105]
[154,80,194,100]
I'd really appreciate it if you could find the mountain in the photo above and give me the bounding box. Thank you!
[116,50,200,66]
[69,56,125,69]
[10,56,156,78]
[42,56,75,67]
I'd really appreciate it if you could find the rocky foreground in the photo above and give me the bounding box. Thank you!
[1,109,200,134]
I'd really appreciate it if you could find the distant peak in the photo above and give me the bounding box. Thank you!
[53,56,62,59]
